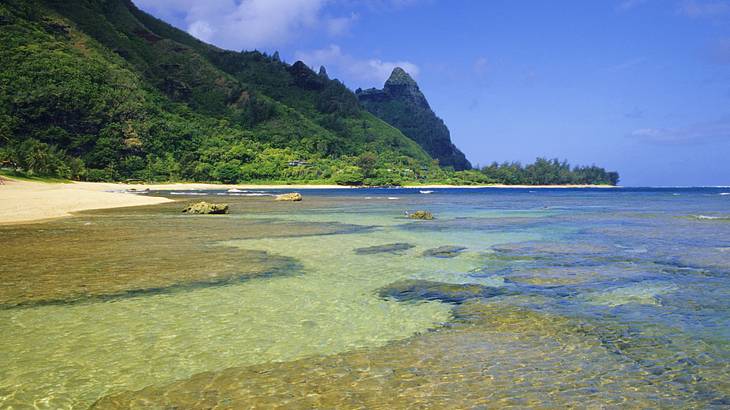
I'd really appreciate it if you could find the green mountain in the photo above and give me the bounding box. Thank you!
[357,68,472,171]
[0,0,433,184]
[0,0,619,186]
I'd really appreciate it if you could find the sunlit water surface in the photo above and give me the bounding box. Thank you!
[1,188,729,408]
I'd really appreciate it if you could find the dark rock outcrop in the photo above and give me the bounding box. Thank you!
[287,61,326,90]
[423,246,467,258]
[354,243,415,255]
[378,279,508,304]
[357,68,471,170]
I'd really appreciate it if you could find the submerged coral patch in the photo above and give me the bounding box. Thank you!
[583,281,679,307]
[93,302,730,409]
[0,207,359,308]
[354,243,415,255]
[423,245,467,258]
[378,279,509,304]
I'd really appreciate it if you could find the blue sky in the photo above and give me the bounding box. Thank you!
[135,0,730,186]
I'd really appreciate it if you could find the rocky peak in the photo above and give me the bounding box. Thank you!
[318,65,328,79]
[381,67,429,109]
[357,67,472,171]
[288,61,325,90]
[385,67,418,88]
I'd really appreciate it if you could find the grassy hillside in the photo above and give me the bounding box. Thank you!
[0,0,432,185]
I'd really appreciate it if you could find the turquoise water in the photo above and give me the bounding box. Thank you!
[1,187,729,408]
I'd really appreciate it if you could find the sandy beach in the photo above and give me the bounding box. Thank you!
[0,179,173,225]
[0,177,616,225]
[0,179,360,224]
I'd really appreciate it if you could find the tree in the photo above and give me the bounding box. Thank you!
[356,152,378,177]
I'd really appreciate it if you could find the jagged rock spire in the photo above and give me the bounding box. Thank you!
[357,67,473,171]
[381,67,428,108]
[385,67,418,89]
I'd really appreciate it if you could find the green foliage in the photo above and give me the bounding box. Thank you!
[0,0,619,187]
[0,0,436,184]
[479,158,619,185]
[357,152,378,178]
[333,165,365,186]
[1,139,74,177]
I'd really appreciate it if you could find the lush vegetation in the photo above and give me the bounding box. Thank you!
[0,0,433,185]
[0,0,619,186]
[477,158,620,186]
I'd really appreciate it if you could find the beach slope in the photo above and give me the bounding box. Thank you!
[0,179,173,225]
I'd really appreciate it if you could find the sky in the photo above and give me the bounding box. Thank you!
[134,0,730,186]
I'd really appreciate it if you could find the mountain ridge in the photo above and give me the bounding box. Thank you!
[357,68,472,170]
[0,0,619,186]
[0,0,436,185]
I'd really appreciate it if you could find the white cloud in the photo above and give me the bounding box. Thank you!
[134,0,421,51]
[295,45,419,86]
[136,0,332,50]
[325,13,358,36]
[187,20,214,43]
[630,119,730,144]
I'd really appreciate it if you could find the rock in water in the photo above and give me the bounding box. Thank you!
[409,210,434,220]
[182,202,229,214]
[275,193,303,201]
[354,243,415,255]
[378,279,508,304]
[423,246,467,258]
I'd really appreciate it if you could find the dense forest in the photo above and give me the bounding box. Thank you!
[479,159,620,186]
[0,0,619,186]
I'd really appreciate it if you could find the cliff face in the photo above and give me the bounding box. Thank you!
[357,68,472,170]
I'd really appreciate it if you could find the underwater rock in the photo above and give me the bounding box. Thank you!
[401,216,543,233]
[354,243,415,255]
[423,246,467,258]
[408,210,434,220]
[492,241,614,256]
[583,281,679,307]
[378,279,508,304]
[275,192,303,201]
[182,202,229,214]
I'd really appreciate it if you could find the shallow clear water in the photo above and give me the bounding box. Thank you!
[1,188,729,408]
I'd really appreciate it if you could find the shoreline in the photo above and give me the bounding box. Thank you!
[95,181,619,190]
[0,178,616,225]
[401,184,617,189]
[0,179,173,225]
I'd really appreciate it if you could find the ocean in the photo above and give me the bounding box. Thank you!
[1,187,729,408]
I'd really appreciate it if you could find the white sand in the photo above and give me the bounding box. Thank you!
[0,177,615,225]
[0,179,173,225]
